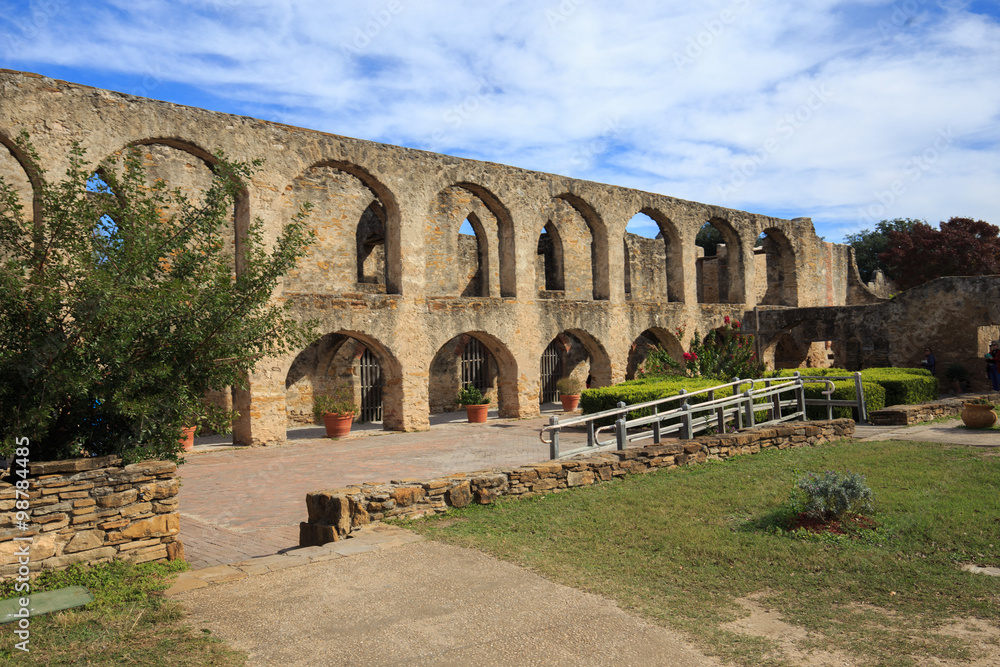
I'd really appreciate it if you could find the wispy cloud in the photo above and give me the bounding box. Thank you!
[1,0,998,240]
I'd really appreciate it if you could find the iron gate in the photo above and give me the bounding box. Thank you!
[358,348,383,423]
[540,340,563,404]
[461,337,488,391]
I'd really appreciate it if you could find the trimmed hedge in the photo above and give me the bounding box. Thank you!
[859,368,938,406]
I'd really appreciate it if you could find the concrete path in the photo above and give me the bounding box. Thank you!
[174,533,723,667]
[854,416,1000,446]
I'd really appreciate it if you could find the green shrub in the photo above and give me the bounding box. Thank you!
[793,470,875,521]
[456,385,487,406]
[859,367,938,406]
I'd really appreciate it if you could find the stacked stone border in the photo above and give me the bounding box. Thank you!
[868,393,999,426]
[300,419,855,546]
[0,456,182,577]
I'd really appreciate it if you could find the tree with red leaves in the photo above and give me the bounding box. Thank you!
[879,217,1000,291]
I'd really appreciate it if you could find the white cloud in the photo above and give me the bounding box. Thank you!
[1,0,998,240]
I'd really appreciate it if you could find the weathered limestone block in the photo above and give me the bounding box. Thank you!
[305,492,352,536]
[566,471,595,487]
[94,488,139,509]
[64,530,106,554]
[40,546,117,570]
[391,486,426,507]
[446,482,473,508]
[299,522,339,547]
[29,456,121,476]
[138,479,180,501]
[112,514,179,540]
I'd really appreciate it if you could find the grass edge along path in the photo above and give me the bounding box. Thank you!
[402,438,1000,667]
[0,559,245,666]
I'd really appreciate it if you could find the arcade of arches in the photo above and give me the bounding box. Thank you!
[2,69,894,445]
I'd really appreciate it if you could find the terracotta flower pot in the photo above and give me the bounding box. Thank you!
[179,426,196,452]
[323,412,355,438]
[961,403,997,429]
[560,393,581,411]
[465,404,489,423]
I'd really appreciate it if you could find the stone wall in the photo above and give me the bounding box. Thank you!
[0,68,880,445]
[300,419,855,546]
[0,457,182,577]
[868,393,999,425]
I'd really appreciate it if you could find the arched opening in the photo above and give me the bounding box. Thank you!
[427,183,514,298]
[551,194,609,300]
[536,221,565,294]
[0,132,38,224]
[428,332,519,417]
[356,201,387,287]
[624,209,683,302]
[696,217,745,304]
[538,330,610,404]
[285,332,401,430]
[626,328,685,380]
[284,160,400,295]
[755,227,798,307]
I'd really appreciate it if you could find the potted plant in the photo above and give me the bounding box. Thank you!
[961,396,997,429]
[457,385,490,423]
[555,376,585,411]
[314,384,356,438]
[945,363,968,394]
[178,392,238,453]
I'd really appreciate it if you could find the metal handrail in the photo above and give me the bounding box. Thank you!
[540,371,868,459]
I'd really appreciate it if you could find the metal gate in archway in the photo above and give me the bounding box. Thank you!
[461,337,488,391]
[540,340,563,404]
[358,348,383,423]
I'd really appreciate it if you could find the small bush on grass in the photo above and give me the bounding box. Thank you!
[794,470,875,522]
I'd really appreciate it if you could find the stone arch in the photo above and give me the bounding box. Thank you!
[696,216,745,304]
[536,220,565,293]
[544,329,613,391]
[756,227,798,307]
[285,330,404,431]
[0,130,41,225]
[124,137,249,274]
[428,331,520,417]
[553,193,609,300]
[284,160,399,295]
[625,327,685,380]
[427,183,514,298]
[624,208,683,303]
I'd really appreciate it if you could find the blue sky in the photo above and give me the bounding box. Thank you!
[2,0,999,241]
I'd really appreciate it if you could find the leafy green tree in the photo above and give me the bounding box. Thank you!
[0,135,314,462]
[880,217,1000,291]
[843,218,921,282]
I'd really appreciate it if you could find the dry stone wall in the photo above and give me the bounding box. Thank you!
[300,419,855,546]
[0,457,182,577]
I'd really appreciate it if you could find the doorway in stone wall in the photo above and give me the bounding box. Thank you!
[358,347,383,423]
[539,340,564,404]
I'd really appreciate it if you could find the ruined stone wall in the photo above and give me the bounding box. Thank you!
[299,419,855,545]
[0,457,181,577]
[0,69,871,445]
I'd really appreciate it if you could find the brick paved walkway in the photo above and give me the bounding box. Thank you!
[178,408,594,569]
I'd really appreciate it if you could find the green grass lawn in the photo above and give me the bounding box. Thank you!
[404,439,1000,666]
[0,560,244,666]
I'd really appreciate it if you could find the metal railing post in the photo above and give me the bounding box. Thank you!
[742,390,755,429]
[615,417,627,451]
[587,420,596,447]
[795,372,806,421]
[548,415,560,459]
[680,403,694,440]
[652,404,661,444]
[853,371,868,424]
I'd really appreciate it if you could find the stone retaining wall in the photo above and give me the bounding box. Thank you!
[0,456,182,577]
[868,394,999,425]
[300,419,855,547]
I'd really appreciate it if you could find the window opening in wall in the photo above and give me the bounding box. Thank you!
[537,223,564,292]
[356,201,386,285]
[358,347,383,423]
[539,340,564,404]
[459,219,476,235]
[461,337,487,392]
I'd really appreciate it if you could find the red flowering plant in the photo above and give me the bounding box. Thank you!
[684,319,764,380]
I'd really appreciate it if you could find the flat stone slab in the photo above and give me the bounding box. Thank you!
[0,586,93,623]
[963,564,1000,577]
